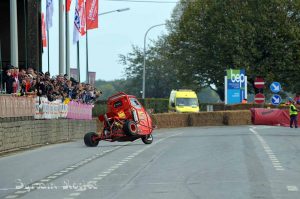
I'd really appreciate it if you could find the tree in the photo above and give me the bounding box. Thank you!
[119,38,181,98]
[167,0,300,100]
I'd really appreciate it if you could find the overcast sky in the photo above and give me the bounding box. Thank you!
[41,0,178,81]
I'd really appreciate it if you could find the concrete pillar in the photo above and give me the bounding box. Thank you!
[10,0,18,67]
[27,0,42,71]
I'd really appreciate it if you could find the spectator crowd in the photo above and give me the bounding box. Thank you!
[1,64,102,104]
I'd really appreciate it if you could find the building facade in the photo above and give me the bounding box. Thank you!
[0,0,42,71]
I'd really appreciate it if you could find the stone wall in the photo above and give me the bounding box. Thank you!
[0,119,97,153]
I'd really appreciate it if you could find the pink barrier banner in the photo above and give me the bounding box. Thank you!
[251,108,300,127]
[67,101,93,120]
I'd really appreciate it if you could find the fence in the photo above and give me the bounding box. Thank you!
[66,101,93,120]
[34,97,68,119]
[0,95,35,118]
[0,95,93,120]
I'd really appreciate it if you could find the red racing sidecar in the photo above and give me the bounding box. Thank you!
[84,92,154,147]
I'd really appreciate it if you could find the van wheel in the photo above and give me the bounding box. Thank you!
[141,134,153,144]
[84,132,99,147]
[124,120,138,136]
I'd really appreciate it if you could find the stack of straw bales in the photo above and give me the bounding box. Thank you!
[94,110,252,132]
[189,112,224,126]
[152,113,189,128]
[223,110,252,125]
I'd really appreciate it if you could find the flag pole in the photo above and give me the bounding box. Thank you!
[77,41,80,82]
[59,0,65,75]
[65,0,70,76]
[85,0,89,84]
[47,28,50,72]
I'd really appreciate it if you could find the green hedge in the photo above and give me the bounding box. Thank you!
[92,98,169,117]
[92,100,107,117]
[138,98,169,113]
[92,98,291,117]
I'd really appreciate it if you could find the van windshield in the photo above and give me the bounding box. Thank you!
[176,98,198,106]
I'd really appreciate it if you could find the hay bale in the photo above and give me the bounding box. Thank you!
[189,112,224,126]
[152,113,189,128]
[223,110,251,125]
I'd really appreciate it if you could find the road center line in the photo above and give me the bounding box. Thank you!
[249,128,284,171]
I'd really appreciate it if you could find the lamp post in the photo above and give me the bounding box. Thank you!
[142,23,165,99]
[85,7,130,84]
[98,8,130,16]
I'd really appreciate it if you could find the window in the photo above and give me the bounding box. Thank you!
[130,98,142,109]
[176,98,198,106]
[113,100,122,108]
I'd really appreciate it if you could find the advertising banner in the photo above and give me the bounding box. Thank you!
[86,0,98,30]
[225,69,247,104]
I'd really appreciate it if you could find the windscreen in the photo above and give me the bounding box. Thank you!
[176,98,198,106]
[130,98,142,109]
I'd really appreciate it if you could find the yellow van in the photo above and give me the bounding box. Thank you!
[168,89,200,113]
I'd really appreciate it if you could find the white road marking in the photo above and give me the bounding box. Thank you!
[250,128,284,170]
[98,174,107,177]
[287,186,298,191]
[5,195,18,199]
[54,173,63,176]
[93,177,103,180]
[69,192,81,196]
[15,190,27,194]
[47,176,57,179]
[61,170,68,173]
[76,188,86,192]
[40,179,50,182]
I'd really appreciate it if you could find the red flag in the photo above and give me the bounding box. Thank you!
[41,13,47,47]
[79,0,86,36]
[66,0,72,12]
[86,0,98,30]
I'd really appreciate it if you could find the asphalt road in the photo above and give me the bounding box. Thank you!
[1,126,300,199]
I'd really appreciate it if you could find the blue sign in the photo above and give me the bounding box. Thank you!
[270,82,281,93]
[225,69,247,104]
[271,94,282,105]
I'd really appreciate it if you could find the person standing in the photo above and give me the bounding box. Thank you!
[289,99,299,128]
[5,67,15,94]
